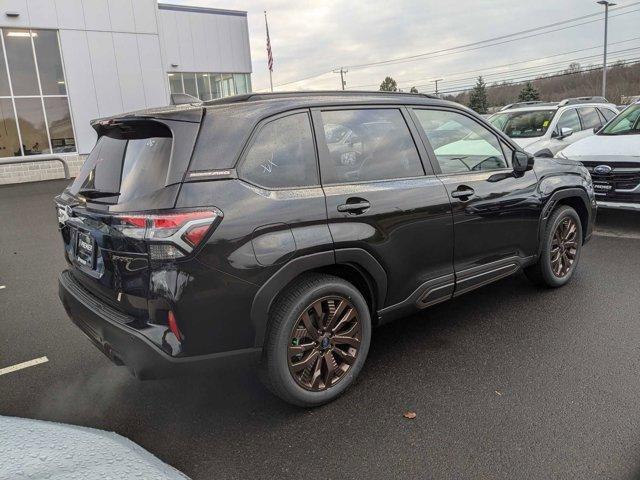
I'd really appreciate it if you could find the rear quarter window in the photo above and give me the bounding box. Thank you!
[238,112,318,189]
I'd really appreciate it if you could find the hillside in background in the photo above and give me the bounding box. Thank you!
[443,61,640,109]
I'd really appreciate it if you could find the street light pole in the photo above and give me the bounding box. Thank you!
[597,0,616,98]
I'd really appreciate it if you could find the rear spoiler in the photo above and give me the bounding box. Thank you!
[170,93,203,106]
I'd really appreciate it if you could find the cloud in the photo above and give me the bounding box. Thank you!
[162,0,639,94]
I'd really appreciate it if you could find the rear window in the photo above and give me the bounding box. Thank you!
[70,133,172,204]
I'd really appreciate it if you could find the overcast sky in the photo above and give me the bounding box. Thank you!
[162,0,639,94]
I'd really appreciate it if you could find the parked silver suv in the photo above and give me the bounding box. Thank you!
[489,97,618,157]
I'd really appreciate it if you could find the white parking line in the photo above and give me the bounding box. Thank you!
[0,356,49,376]
[0,285,5,290]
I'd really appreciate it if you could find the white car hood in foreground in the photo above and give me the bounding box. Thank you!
[0,416,189,480]
[560,134,640,158]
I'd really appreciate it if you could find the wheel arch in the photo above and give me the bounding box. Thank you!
[251,249,387,347]
[539,187,592,248]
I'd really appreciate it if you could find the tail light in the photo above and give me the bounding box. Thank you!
[115,209,222,260]
[167,311,183,341]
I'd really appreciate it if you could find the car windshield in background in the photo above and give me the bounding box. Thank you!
[600,105,640,135]
[489,110,556,138]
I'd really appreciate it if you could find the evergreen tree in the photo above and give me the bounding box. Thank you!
[468,76,488,114]
[379,77,398,92]
[518,82,541,102]
[409,86,418,93]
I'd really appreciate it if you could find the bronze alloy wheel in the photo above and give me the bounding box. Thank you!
[287,296,362,392]
[551,216,579,278]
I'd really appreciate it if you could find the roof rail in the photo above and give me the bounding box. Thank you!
[202,90,439,106]
[500,101,558,111]
[558,96,610,106]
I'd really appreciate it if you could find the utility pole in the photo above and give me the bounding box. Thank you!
[333,67,348,90]
[432,78,443,96]
[597,1,616,98]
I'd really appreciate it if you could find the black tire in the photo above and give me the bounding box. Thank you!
[525,205,583,288]
[262,273,371,407]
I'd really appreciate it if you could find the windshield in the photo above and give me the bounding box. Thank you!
[600,105,640,135]
[489,110,556,138]
[69,134,173,204]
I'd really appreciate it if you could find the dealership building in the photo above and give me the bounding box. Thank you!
[0,0,252,185]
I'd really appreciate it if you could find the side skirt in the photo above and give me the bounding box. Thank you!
[377,255,536,325]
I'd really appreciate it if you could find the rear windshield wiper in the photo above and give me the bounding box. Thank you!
[78,189,120,199]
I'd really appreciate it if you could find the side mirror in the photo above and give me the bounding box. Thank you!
[513,150,534,173]
[552,127,573,139]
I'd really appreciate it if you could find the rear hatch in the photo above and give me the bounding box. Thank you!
[55,107,204,318]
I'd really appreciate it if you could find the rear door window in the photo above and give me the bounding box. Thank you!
[238,112,318,189]
[556,109,581,133]
[318,108,423,184]
[598,107,616,122]
[577,107,602,130]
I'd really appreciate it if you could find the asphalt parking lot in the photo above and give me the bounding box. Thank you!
[1,179,640,480]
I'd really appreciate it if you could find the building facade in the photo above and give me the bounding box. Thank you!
[0,0,251,185]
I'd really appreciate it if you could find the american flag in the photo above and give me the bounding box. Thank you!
[265,11,273,72]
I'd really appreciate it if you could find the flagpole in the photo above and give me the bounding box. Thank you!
[264,11,273,92]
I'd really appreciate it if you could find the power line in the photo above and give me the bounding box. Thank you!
[343,3,640,70]
[418,46,640,89]
[269,3,640,88]
[435,57,640,95]
[347,36,640,89]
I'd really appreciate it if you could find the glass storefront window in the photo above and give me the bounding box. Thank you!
[15,98,49,155]
[0,28,76,157]
[33,30,66,95]
[44,97,75,153]
[168,72,252,101]
[4,30,39,96]
[183,73,197,98]
[0,98,20,156]
[168,73,183,94]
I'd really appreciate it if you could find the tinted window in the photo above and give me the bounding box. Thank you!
[69,134,173,204]
[239,112,318,189]
[598,107,616,122]
[414,109,508,174]
[578,107,601,130]
[556,109,581,132]
[319,109,423,184]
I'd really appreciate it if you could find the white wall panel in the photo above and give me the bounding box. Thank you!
[175,12,194,72]
[137,34,167,107]
[189,13,207,71]
[0,0,30,27]
[58,30,98,154]
[108,0,134,33]
[132,0,156,34]
[54,0,85,30]
[82,0,110,31]
[112,33,144,112]
[157,8,179,70]
[25,0,58,28]
[86,31,123,117]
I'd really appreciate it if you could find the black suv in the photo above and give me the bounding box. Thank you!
[56,92,596,406]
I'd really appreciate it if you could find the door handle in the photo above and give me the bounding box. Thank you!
[337,198,371,214]
[450,186,475,200]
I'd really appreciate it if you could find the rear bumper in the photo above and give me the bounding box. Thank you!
[597,200,640,212]
[58,270,261,379]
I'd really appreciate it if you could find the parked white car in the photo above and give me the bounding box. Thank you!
[488,97,618,157]
[555,101,640,211]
